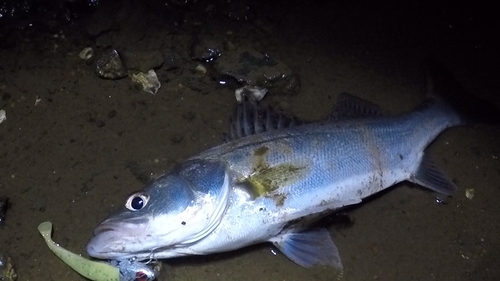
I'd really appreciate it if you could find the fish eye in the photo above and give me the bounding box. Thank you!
[125,192,150,211]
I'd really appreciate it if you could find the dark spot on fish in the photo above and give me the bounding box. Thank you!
[181,221,186,225]
[399,154,403,160]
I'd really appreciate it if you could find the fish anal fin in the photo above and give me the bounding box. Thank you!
[409,153,457,196]
[270,228,343,269]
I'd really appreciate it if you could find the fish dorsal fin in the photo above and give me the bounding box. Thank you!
[330,92,383,120]
[224,97,302,142]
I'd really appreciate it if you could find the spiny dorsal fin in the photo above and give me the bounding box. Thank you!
[330,92,382,120]
[224,97,301,142]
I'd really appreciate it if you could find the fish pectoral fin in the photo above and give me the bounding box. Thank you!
[270,228,343,269]
[409,153,457,196]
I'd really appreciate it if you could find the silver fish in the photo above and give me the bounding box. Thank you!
[86,60,499,269]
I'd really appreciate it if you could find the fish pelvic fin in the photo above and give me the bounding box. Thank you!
[270,227,343,269]
[424,58,500,125]
[409,153,457,196]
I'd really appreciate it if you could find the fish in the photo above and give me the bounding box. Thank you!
[86,60,500,269]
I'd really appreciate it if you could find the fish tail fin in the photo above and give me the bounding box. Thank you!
[424,58,500,125]
[408,60,500,196]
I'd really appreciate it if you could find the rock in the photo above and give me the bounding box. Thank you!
[95,48,127,79]
[0,251,17,281]
[131,70,161,95]
[235,85,267,102]
[214,47,300,96]
[190,31,223,62]
[79,47,94,61]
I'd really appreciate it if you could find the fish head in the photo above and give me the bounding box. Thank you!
[86,159,231,260]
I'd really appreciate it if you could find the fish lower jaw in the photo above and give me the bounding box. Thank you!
[87,250,165,262]
[99,246,202,261]
[86,243,154,261]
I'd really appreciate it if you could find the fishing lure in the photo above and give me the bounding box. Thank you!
[38,221,158,281]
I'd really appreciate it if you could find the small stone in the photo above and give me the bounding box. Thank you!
[131,70,161,95]
[79,47,94,60]
[235,85,267,102]
[465,189,475,199]
[0,110,6,124]
[95,48,127,80]
[195,64,207,74]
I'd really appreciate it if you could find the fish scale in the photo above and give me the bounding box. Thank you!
[197,101,455,204]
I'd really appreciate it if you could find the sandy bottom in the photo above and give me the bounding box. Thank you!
[1,0,499,280]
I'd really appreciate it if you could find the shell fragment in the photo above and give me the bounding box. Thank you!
[465,188,475,200]
[0,110,6,124]
[235,85,268,102]
[132,70,161,95]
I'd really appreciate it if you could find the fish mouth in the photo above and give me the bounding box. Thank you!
[86,218,152,260]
